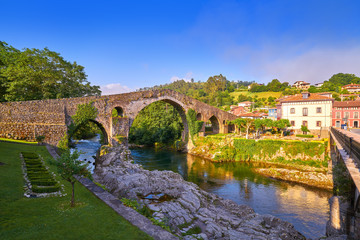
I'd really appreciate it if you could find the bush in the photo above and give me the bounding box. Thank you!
[296,134,314,138]
[31,180,57,186]
[32,185,60,193]
[21,152,39,159]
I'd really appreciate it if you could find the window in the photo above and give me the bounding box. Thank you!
[336,121,341,128]
[345,112,350,119]
[316,121,322,127]
[336,112,341,119]
[291,121,295,126]
[290,108,295,114]
[302,121,308,127]
[302,108,308,116]
[316,107,322,113]
[355,112,359,119]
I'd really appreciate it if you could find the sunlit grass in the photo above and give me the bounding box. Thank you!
[0,141,151,240]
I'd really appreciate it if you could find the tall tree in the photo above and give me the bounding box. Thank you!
[0,41,101,101]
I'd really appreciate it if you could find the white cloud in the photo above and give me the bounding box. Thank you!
[223,44,360,84]
[260,47,360,84]
[170,72,194,82]
[100,83,132,95]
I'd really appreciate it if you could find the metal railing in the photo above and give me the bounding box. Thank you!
[331,127,360,167]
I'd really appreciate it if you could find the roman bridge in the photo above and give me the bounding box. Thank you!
[0,89,237,147]
[328,127,360,239]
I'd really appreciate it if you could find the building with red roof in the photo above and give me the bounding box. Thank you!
[333,101,360,128]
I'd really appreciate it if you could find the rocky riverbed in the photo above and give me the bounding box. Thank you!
[94,145,305,240]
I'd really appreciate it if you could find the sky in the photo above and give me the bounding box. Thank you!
[2,0,360,95]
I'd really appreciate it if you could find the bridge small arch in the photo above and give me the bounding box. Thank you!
[196,113,202,121]
[113,106,124,117]
[205,115,220,135]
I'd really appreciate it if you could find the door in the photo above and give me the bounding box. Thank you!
[354,121,358,128]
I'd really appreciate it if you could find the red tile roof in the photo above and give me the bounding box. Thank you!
[230,106,248,116]
[333,101,360,108]
[278,93,333,103]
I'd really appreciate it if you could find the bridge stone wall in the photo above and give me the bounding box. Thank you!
[328,127,360,239]
[0,89,237,147]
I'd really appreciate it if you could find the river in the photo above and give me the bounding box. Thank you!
[73,137,331,239]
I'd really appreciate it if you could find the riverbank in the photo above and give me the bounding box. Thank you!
[94,144,306,239]
[0,140,151,240]
[189,135,333,190]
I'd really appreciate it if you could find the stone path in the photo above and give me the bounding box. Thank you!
[45,145,177,240]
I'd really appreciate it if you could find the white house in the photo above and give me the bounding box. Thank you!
[278,92,334,135]
[292,81,310,90]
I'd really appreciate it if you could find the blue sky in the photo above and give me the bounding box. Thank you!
[2,0,360,95]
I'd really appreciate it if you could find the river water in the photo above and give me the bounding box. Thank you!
[74,137,331,239]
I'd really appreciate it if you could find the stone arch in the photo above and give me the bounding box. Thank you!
[69,119,109,145]
[130,98,189,143]
[113,106,124,117]
[196,113,202,121]
[205,115,220,135]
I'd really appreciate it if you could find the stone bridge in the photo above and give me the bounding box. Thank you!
[0,89,237,147]
[328,127,360,239]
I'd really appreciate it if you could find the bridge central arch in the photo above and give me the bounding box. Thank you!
[128,98,189,145]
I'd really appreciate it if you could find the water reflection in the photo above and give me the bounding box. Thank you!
[131,148,331,239]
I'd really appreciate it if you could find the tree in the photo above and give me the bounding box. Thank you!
[301,125,310,135]
[0,41,101,102]
[52,150,90,207]
[267,79,282,92]
[275,119,290,136]
[231,118,246,135]
[254,119,264,138]
[237,94,249,103]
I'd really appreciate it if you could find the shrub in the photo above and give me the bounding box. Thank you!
[296,134,314,138]
[22,152,39,159]
[32,185,60,193]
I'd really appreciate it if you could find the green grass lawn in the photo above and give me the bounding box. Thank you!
[0,141,151,240]
[230,90,282,100]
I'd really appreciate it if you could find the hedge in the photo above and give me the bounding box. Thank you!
[32,185,60,193]
[296,134,314,138]
[22,151,60,194]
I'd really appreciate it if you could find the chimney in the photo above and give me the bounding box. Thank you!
[302,92,310,99]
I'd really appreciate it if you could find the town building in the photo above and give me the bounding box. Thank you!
[341,83,360,93]
[278,92,334,135]
[292,81,310,90]
[314,82,324,88]
[267,108,277,120]
[237,101,254,108]
[236,111,268,119]
[332,101,360,128]
[229,106,248,116]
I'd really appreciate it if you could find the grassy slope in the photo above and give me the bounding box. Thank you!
[0,141,151,240]
[230,90,282,99]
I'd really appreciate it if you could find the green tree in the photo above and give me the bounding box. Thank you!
[230,118,246,135]
[0,41,100,102]
[129,101,183,146]
[267,79,282,92]
[52,150,90,207]
[275,119,291,136]
[301,125,310,135]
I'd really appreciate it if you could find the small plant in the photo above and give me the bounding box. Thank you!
[51,150,90,207]
[301,125,310,135]
[35,135,45,144]
[120,198,139,210]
